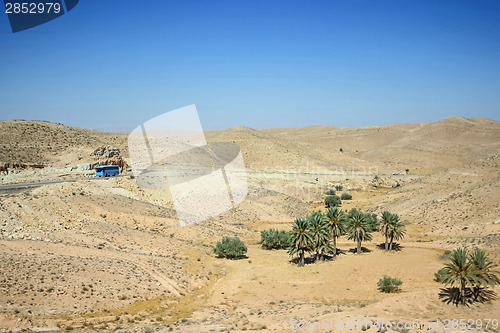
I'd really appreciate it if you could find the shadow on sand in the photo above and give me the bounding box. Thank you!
[438,287,497,307]
[376,242,404,251]
[289,248,348,265]
[347,246,372,254]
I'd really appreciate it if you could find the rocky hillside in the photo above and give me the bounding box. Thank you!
[0,120,128,167]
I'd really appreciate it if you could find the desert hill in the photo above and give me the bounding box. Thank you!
[264,116,500,174]
[2,116,498,175]
[0,116,499,331]
[206,126,335,171]
[0,120,128,167]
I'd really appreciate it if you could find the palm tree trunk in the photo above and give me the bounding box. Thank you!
[299,250,304,267]
[389,234,394,251]
[333,237,337,256]
[384,234,388,251]
[460,279,466,305]
[357,239,361,254]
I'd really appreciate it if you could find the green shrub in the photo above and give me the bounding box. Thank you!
[377,275,402,293]
[341,193,352,200]
[434,268,447,283]
[440,250,452,260]
[364,212,380,232]
[326,189,336,195]
[260,229,291,250]
[214,237,247,259]
[325,195,341,208]
[335,185,344,191]
[347,207,360,216]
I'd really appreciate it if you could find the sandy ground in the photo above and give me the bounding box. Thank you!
[0,117,499,332]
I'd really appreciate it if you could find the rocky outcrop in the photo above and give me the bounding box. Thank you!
[70,163,92,171]
[0,163,45,173]
[90,145,121,158]
[88,145,127,171]
[67,146,128,172]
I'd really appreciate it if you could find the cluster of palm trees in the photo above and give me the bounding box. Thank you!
[380,211,406,251]
[288,207,405,266]
[437,247,500,305]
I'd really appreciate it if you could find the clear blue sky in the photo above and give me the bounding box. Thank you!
[1,0,499,131]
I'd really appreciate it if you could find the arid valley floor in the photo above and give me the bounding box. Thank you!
[0,117,499,332]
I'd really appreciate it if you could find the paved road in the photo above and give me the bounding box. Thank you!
[0,174,129,190]
[0,170,425,191]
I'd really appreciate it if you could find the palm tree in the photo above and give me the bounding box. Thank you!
[308,211,331,261]
[326,206,345,256]
[469,248,500,300]
[388,213,405,251]
[380,211,392,250]
[288,218,312,267]
[345,210,373,254]
[440,248,476,304]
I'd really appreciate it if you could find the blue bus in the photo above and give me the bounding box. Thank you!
[95,165,120,177]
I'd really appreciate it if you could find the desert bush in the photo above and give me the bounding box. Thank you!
[335,185,344,191]
[325,195,341,208]
[214,236,247,259]
[364,212,380,232]
[434,268,447,283]
[440,249,452,260]
[341,193,352,200]
[377,275,403,293]
[260,229,291,250]
[326,189,336,195]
